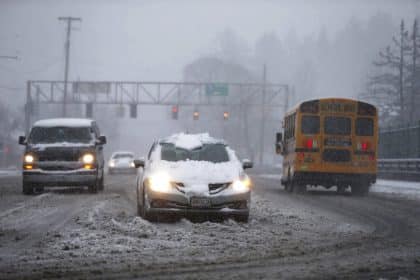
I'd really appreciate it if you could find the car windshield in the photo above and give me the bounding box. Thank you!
[28,126,93,144]
[113,153,133,159]
[160,143,229,163]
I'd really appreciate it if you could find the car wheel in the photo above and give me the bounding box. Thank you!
[22,182,34,195]
[142,192,157,222]
[234,214,249,223]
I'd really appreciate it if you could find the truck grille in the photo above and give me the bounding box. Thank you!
[322,149,351,162]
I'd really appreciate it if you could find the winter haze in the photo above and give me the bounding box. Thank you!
[0,0,419,160]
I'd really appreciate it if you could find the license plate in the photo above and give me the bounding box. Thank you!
[190,197,211,208]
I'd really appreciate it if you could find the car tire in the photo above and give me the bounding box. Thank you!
[142,192,157,222]
[234,214,249,223]
[22,182,34,195]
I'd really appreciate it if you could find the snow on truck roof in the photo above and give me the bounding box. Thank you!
[33,118,94,128]
[160,133,225,150]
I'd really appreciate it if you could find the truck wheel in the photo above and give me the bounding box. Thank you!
[98,175,104,191]
[88,182,98,193]
[22,182,34,195]
[351,183,369,196]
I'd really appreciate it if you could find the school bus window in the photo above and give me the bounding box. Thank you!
[291,113,296,137]
[356,118,374,136]
[301,116,320,134]
[324,116,351,135]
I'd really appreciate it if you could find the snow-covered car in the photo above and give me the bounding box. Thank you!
[134,133,253,222]
[108,151,136,174]
[18,118,106,194]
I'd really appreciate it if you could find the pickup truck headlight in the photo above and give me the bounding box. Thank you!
[24,154,34,163]
[82,153,95,164]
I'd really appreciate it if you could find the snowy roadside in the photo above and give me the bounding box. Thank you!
[0,186,369,278]
[0,168,19,178]
[255,173,420,199]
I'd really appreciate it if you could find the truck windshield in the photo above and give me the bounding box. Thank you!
[160,143,229,163]
[28,127,93,144]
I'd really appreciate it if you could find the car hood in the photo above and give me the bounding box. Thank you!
[148,160,243,184]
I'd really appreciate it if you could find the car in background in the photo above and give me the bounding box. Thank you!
[18,118,106,194]
[134,133,253,222]
[108,151,136,174]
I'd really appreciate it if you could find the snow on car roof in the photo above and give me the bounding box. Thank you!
[33,118,93,128]
[160,133,225,150]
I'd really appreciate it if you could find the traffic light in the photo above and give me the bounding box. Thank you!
[172,105,178,119]
[130,104,137,118]
[86,103,93,118]
[223,111,229,120]
[193,110,199,120]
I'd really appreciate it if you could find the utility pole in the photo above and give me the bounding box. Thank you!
[259,64,267,165]
[58,16,81,117]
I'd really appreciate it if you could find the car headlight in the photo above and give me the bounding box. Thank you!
[24,154,34,163]
[231,177,251,193]
[148,173,172,193]
[82,153,95,164]
[130,161,135,168]
[109,160,115,167]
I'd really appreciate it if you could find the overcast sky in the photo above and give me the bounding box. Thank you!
[0,0,419,106]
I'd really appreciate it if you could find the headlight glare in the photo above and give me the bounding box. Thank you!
[24,154,34,163]
[149,173,172,193]
[82,153,95,164]
[232,178,251,193]
[109,160,115,167]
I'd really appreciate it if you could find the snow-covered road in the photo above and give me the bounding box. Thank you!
[0,172,420,279]
[256,173,420,200]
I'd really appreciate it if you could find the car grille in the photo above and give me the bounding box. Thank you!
[208,183,230,194]
[322,149,351,162]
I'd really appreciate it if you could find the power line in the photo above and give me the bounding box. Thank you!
[0,56,18,60]
[58,16,82,117]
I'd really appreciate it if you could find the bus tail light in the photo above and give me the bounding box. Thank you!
[357,141,370,151]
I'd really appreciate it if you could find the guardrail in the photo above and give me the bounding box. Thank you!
[377,158,420,180]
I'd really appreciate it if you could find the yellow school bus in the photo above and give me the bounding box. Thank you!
[275,98,378,195]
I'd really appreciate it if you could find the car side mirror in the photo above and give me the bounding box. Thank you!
[18,136,26,145]
[133,159,145,168]
[275,132,283,154]
[97,135,107,145]
[242,159,253,169]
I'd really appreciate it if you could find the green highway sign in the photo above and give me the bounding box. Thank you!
[205,83,229,96]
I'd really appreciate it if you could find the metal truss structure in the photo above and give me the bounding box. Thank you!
[25,80,290,132]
